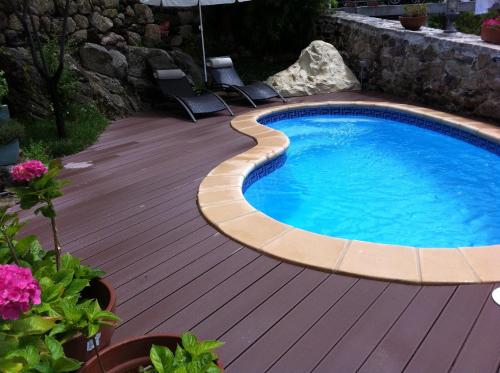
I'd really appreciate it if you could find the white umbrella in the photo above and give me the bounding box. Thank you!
[140,0,252,83]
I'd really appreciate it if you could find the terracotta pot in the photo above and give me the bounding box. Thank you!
[481,25,500,44]
[81,334,224,373]
[63,278,117,362]
[399,15,428,31]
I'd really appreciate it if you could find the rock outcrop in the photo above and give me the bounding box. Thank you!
[266,40,361,97]
[0,0,204,119]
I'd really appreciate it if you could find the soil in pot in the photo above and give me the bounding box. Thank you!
[0,138,19,166]
[81,335,224,373]
[63,278,117,362]
[399,15,428,31]
[481,25,500,44]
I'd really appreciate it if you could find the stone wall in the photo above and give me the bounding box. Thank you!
[0,0,202,119]
[317,12,500,121]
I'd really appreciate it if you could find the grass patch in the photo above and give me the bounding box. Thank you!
[21,104,108,163]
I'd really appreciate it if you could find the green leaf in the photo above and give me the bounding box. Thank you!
[0,358,23,373]
[44,336,64,360]
[52,269,74,288]
[150,344,174,373]
[64,279,89,297]
[205,364,222,373]
[52,357,81,372]
[7,316,57,336]
[196,340,224,355]
[174,345,188,367]
[181,332,198,355]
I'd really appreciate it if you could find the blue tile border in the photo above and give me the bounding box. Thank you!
[243,153,287,193]
[258,106,500,156]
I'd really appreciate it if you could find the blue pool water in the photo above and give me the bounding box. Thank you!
[244,114,500,248]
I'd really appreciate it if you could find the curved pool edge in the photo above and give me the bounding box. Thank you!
[197,101,500,285]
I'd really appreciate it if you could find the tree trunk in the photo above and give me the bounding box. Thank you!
[47,79,66,138]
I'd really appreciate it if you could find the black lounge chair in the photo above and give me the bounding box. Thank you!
[154,69,234,123]
[206,56,287,108]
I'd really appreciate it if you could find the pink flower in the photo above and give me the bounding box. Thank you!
[11,160,48,183]
[483,17,500,29]
[0,264,41,320]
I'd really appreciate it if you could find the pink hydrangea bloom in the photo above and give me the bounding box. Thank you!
[483,17,500,29]
[0,264,41,320]
[11,160,48,183]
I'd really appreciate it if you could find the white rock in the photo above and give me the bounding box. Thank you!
[266,40,361,97]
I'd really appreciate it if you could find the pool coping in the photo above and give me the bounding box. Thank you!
[197,101,500,284]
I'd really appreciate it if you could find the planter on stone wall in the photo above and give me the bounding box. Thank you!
[481,25,500,45]
[399,15,427,31]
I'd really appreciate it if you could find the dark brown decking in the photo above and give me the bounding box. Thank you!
[25,92,500,372]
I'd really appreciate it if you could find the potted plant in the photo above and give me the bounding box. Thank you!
[0,160,119,369]
[481,16,500,44]
[399,4,428,31]
[0,120,23,166]
[82,332,224,373]
[0,263,83,372]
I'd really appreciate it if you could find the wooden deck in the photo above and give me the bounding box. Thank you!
[26,92,500,372]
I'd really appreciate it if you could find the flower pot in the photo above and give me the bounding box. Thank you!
[367,0,379,6]
[481,25,500,44]
[63,278,117,362]
[0,138,19,166]
[0,104,10,123]
[399,15,428,31]
[81,334,224,373]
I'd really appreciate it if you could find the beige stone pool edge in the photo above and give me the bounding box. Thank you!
[197,101,500,284]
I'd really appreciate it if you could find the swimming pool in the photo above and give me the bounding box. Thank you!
[198,102,500,283]
[244,113,500,248]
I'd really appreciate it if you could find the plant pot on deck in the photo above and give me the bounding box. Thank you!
[481,25,500,44]
[63,278,117,362]
[399,15,427,31]
[0,104,9,123]
[0,138,19,166]
[81,334,224,373]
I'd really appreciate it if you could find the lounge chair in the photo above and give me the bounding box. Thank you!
[206,57,287,108]
[153,69,234,123]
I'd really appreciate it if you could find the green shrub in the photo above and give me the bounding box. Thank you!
[23,141,51,164]
[0,119,24,145]
[21,104,108,160]
[403,4,427,17]
[0,70,8,103]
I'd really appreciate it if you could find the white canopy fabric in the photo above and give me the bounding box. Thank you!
[140,0,251,82]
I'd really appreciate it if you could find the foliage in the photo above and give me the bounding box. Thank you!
[330,0,339,9]
[22,142,51,165]
[21,104,108,161]
[0,120,24,145]
[205,0,331,56]
[403,4,427,17]
[0,71,8,103]
[41,40,78,113]
[0,159,119,372]
[140,332,224,373]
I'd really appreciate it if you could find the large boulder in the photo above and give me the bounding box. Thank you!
[79,43,127,79]
[266,40,361,97]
